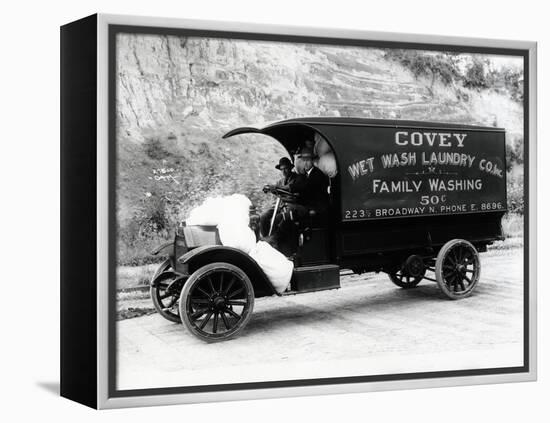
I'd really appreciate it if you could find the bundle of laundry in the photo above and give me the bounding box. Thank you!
[314,134,338,178]
[185,194,293,294]
[249,241,293,294]
[186,194,251,228]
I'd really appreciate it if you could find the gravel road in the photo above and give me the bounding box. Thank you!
[116,246,524,390]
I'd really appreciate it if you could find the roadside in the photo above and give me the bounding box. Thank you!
[116,236,523,321]
[116,241,524,390]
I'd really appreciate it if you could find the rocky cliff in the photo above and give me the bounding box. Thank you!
[116,34,523,140]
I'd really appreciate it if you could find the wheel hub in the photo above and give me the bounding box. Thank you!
[405,255,425,278]
[213,296,226,310]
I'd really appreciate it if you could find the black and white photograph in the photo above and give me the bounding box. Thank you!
[3,0,547,417]
[112,26,528,393]
[4,0,550,417]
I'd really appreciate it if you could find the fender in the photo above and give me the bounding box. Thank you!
[178,246,277,297]
[150,270,178,288]
[150,241,173,256]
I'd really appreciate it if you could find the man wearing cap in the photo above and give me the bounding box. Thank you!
[259,157,299,237]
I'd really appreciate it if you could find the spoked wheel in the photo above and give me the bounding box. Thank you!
[435,239,480,300]
[150,261,185,323]
[388,270,425,289]
[179,262,254,342]
[388,255,426,288]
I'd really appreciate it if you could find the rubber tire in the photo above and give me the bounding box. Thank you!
[388,270,425,289]
[435,239,480,300]
[179,262,254,342]
[150,260,182,323]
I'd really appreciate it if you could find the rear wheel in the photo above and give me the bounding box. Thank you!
[435,239,480,299]
[388,255,426,288]
[179,262,254,342]
[388,270,425,289]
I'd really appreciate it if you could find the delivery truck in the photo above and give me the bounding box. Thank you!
[150,117,507,341]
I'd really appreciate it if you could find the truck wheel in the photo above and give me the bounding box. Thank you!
[389,255,426,288]
[179,262,254,342]
[388,271,424,289]
[435,239,480,300]
[150,260,184,323]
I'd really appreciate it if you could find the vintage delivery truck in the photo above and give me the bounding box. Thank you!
[150,117,507,341]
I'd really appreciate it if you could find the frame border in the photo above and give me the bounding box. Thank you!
[96,13,537,409]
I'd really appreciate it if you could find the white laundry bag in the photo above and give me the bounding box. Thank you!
[186,195,294,294]
[186,196,226,226]
[217,222,257,255]
[218,194,251,227]
[314,134,332,157]
[186,194,251,227]
[317,152,338,178]
[249,241,293,294]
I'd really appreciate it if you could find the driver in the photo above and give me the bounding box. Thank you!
[259,157,299,238]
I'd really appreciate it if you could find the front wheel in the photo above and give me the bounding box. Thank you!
[179,262,254,342]
[435,239,480,300]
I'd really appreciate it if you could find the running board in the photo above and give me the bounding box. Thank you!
[286,264,340,294]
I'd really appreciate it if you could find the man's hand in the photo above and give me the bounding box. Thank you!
[262,184,275,193]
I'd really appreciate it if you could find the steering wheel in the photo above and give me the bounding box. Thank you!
[263,185,298,202]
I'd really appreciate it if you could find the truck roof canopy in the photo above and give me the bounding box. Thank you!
[223,117,504,134]
[222,117,504,158]
[223,117,502,159]
[223,118,507,222]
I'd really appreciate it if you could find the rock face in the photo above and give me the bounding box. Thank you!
[115,33,523,233]
[117,34,522,138]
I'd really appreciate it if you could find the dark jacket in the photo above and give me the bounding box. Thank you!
[291,166,329,210]
[276,171,299,191]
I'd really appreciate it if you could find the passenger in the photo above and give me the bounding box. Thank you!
[259,157,299,237]
[294,138,317,174]
[288,147,330,220]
